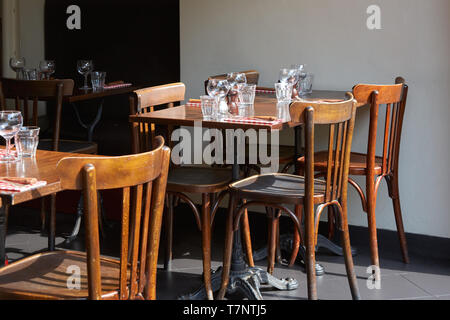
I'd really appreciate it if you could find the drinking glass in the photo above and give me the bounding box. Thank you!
[39,60,56,80]
[227,72,247,92]
[16,126,40,158]
[277,102,291,122]
[275,82,293,103]
[298,73,314,96]
[291,64,307,80]
[23,69,39,80]
[200,95,216,120]
[0,111,23,162]
[207,79,231,118]
[77,60,94,90]
[9,57,26,79]
[279,68,299,85]
[91,71,106,90]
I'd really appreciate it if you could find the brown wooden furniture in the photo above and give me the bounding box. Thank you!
[217,94,360,300]
[0,78,99,247]
[130,82,254,300]
[0,149,96,266]
[130,89,351,299]
[0,137,170,299]
[0,78,97,154]
[297,78,409,269]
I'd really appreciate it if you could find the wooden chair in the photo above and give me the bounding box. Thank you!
[296,78,410,268]
[217,94,360,300]
[0,136,170,299]
[0,78,97,154]
[129,82,254,300]
[0,78,98,247]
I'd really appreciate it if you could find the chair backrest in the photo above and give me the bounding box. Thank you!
[203,69,260,94]
[129,82,186,153]
[0,78,74,151]
[290,93,357,208]
[56,136,171,300]
[352,77,408,177]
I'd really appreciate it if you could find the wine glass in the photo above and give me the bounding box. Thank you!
[227,72,247,92]
[0,111,23,163]
[279,68,300,86]
[207,79,231,118]
[9,57,26,79]
[77,60,94,90]
[39,60,56,80]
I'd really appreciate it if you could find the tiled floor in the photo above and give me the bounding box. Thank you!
[5,204,450,300]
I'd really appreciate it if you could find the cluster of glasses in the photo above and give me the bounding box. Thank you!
[275,64,314,102]
[77,60,106,91]
[9,57,56,80]
[0,111,40,163]
[202,72,256,120]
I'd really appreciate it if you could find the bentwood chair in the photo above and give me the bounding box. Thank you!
[0,136,170,299]
[296,78,410,269]
[218,94,360,300]
[129,82,253,300]
[0,79,98,247]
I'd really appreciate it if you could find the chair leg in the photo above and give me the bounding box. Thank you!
[267,212,278,275]
[387,175,410,264]
[289,204,303,267]
[241,208,254,268]
[201,193,213,300]
[335,204,361,300]
[164,194,174,271]
[305,205,317,300]
[217,193,238,300]
[366,179,380,269]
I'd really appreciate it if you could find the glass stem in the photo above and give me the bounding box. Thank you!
[84,74,88,88]
[5,137,12,158]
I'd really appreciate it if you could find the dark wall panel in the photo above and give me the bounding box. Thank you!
[44,0,180,156]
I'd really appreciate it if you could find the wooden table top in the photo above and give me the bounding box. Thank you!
[0,149,92,207]
[129,90,349,130]
[67,84,142,103]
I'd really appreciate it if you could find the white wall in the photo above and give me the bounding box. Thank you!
[180,0,450,238]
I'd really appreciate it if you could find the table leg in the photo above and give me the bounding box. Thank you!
[0,204,9,267]
[180,163,298,300]
[71,99,104,142]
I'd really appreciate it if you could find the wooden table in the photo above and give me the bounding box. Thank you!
[0,149,91,266]
[130,89,349,299]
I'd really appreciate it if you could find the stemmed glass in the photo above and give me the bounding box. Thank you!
[227,72,247,92]
[77,60,94,90]
[39,60,56,80]
[0,111,23,163]
[207,79,231,118]
[9,57,26,79]
[279,68,300,86]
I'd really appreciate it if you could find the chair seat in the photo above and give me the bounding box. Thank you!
[297,152,383,176]
[168,167,233,193]
[230,173,326,204]
[38,139,98,154]
[0,251,125,300]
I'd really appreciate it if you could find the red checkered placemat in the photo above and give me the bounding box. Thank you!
[223,117,283,126]
[103,83,132,90]
[256,89,276,94]
[186,99,201,108]
[0,178,47,192]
